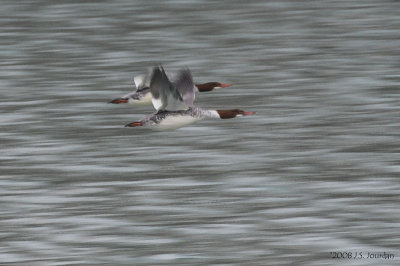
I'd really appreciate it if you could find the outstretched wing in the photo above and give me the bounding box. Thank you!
[150,66,187,111]
[172,68,196,107]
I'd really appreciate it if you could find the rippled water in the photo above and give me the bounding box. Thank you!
[1,0,400,265]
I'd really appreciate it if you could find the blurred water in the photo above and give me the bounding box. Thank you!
[1,0,400,265]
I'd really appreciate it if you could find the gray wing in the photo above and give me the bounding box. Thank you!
[150,66,187,111]
[172,68,196,107]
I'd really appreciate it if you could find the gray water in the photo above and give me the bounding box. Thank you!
[1,0,400,265]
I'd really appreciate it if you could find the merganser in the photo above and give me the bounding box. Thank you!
[124,66,254,130]
[109,71,232,105]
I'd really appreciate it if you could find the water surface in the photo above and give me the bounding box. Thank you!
[1,0,399,265]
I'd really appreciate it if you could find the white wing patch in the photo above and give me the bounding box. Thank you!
[134,74,147,90]
[152,97,163,111]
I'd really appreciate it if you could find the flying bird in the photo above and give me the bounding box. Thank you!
[124,66,254,130]
[109,71,232,105]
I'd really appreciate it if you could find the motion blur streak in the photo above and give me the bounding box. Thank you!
[0,0,399,265]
